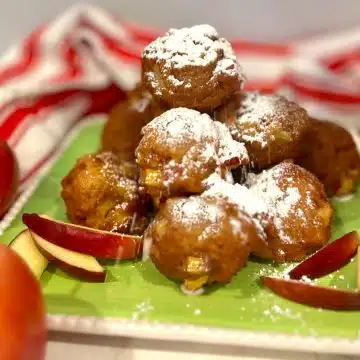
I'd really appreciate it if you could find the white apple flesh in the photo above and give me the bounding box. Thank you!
[30,231,106,282]
[9,230,48,279]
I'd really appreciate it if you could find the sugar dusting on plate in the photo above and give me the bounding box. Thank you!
[333,193,355,202]
[181,285,204,296]
[131,299,154,320]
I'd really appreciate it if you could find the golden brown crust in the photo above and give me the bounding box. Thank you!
[135,108,249,206]
[101,85,167,162]
[247,162,333,263]
[141,25,244,112]
[61,151,149,235]
[201,177,273,259]
[150,196,256,284]
[296,118,360,197]
[216,92,310,170]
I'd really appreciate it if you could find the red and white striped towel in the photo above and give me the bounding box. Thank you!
[1,4,360,189]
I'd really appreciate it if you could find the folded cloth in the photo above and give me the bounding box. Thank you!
[1,4,360,188]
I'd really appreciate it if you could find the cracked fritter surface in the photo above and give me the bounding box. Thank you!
[61,151,149,235]
[216,92,310,170]
[135,107,248,206]
[142,25,245,112]
[150,196,259,285]
[246,162,333,263]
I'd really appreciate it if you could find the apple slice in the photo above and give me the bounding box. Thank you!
[30,231,106,282]
[288,231,359,280]
[262,276,360,311]
[9,230,48,279]
[23,213,142,259]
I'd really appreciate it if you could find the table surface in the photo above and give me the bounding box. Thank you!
[47,332,358,360]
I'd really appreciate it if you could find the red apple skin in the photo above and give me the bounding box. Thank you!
[288,231,359,280]
[22,213,142,259]
[0,243,47,360]
[262,276,360,311]
[36,244,106,282]
[0,140,19,218]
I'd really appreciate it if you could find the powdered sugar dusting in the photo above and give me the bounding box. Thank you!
[96,152,138,198]
[238,93,277,124]
[229,217,243,236]
[142,24,243,80]
[168,196,247,242]
[213,39,244,79]
[204,172,231,189]
[142,108,216,148]
[131,300,154,320]
[143,25,219,68]
[142,228,153,261]
[168,74,185,87]
[169,197,221,228]
[181,285,204,296]
[305,191,313,207]
[145,71,163,96]
[333,193,355,202]
[130,92,151,112]
[230,92,285,147]
[214,121,249,165]
[246,165,301,242]
[202,178,267,237]
[142,108,248,169]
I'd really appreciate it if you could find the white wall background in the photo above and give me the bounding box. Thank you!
[1,0,360,51]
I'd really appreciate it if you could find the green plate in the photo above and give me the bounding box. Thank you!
[1,119,360,345]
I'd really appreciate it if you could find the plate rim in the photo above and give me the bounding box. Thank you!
[3,116,360,355]
[47,314,360,355]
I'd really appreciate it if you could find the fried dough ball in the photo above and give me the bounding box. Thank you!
[61,151,148,235]
[135,108,249,206]
[216,92,310,170]
[202,176,272,260]
[149,196,259,291]
[101,85,166,161]
[142,25,245,112]
[246,162,333,263]
[296,118,360,197]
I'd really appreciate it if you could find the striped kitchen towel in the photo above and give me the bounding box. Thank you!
[1,4,360,187]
